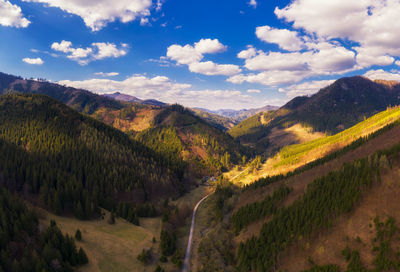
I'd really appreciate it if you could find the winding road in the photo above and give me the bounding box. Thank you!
[182,170,248,271]
[182,192,212,272]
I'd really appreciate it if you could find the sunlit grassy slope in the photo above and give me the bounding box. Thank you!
[228,106,400,185]
[37,208,166,272]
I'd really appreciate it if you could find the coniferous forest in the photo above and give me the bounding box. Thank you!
[0,94,184,220]
[0,188,88,271]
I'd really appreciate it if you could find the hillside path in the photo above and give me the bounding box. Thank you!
[182,192,212,272]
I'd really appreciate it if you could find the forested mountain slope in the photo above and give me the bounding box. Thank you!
[0,72,247,177]
[197,109,400,272]
[0,94,184,221]
[226,106,400,185]
[229,76,400,154]
[133,104,248,176]
[0,188,88,272]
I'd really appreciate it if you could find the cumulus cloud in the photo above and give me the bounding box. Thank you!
[23,0,152,31]
[188,61,241,76]
[0,0,30,28]
[58,75,262,110]
[275,0,400,68]
[232,42,356,86]
[51,40,128,65]
[22,57,44,65]
[279,79,335,98]
[256,26,304,51]
[237,45,257,59]
[363,69,400,81]
[228,70,307,86]
[167,39,241,76]
[194,38,227,54]
[94,72,119,77]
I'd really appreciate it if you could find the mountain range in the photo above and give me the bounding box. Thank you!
[3,71,400,272]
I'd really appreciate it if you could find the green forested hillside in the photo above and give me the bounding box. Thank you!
[0,188,88,272]
[135,104,248,176]
[0,94,184,220]
[0,72,248,177]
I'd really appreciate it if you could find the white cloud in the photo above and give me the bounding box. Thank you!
[275,0,400,68]
[248,0,257,8]
[51,40,73,52]
[237,45,257,59]
[167,39,241,76]
[92,42,128,59]
[22,57,44,65]
[23,0,152,31]
[167,44,203,65]
[233,42,356,86]
[247,89,260,93]
[395,60,400,66]
[58,75,262,110]
[188,61,241,76]
[355,46,394,67]
[256,26,304,51]
[228,70,307,86]
[0,0,30,28]
[194,38,227,54]
[51,40,128,65]
[279,79,335,98]
[94,72,119,76]
[363,69,400,81]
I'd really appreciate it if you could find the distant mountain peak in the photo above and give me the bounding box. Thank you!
[103,92,142,103]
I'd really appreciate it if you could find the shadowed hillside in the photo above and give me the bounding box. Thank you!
[0,94,184,221]
[0,72,249,178]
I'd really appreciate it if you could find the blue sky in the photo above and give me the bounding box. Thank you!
[1,0,400,110]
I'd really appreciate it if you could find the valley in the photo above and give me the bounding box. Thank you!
[4,2,400,272]
[2,72,400,272]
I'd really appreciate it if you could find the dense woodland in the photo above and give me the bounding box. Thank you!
[0,188,87,272]
[0,94,184,220]
[136,104,247,176]
[231,185,292,234]
[236,143,400,271]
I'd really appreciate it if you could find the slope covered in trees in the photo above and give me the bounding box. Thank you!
[0,72,248,177]
[0,187,88,271]
[227,106,400,185]
[196,109,400,271]
[135,104,248,176]
[0,94,184,220]
[228,76,400,155]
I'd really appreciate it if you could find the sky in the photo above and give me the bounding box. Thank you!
[2,0,400,110]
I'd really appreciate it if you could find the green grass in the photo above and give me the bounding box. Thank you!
[274,107,400,168]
